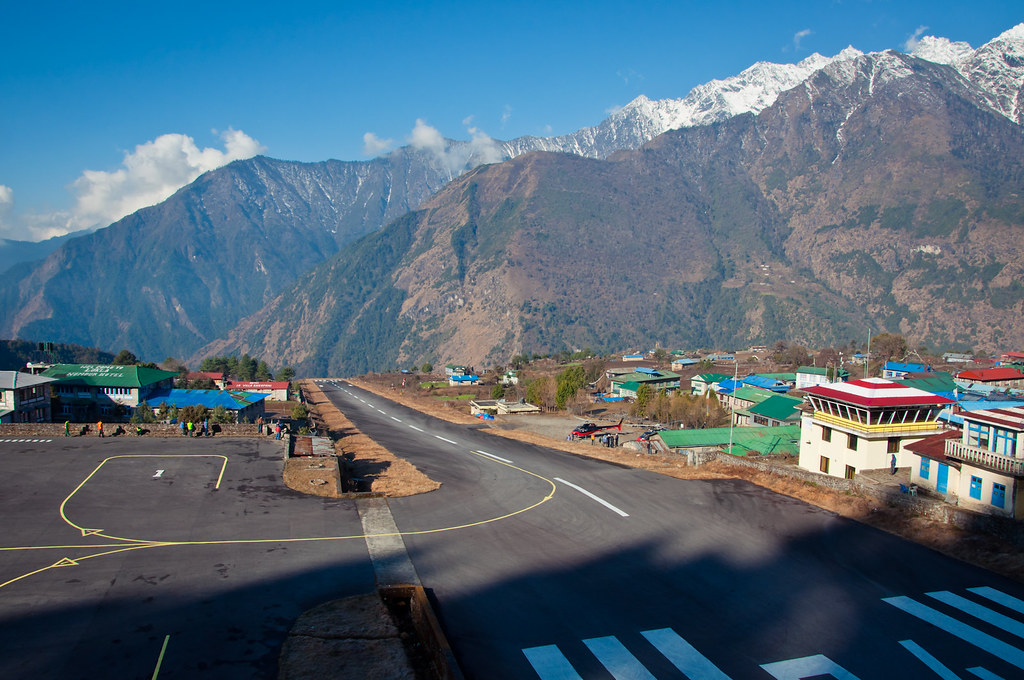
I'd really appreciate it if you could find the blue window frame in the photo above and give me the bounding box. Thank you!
[992,483,1006,509]
[919,458,930,480]
[967,422,989,448]
[969,476,982,500]
[993,429,1017,456]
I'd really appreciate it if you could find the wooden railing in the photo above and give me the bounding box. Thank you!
[946,439,1024,476]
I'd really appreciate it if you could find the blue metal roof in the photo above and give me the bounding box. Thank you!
[144,388,268,410]
[884,361,930,373]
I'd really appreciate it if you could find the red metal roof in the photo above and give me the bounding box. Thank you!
[904,430,962,464]
[802,377,955,408]
[963,406,1024,430]
[955,367,1024,382]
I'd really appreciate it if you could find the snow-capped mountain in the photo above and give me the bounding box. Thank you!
[948,24,1024,124]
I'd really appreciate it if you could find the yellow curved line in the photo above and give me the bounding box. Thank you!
[59,455,228,543]
[5,448,556,589]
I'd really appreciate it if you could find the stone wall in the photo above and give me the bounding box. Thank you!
[0,422,263,438]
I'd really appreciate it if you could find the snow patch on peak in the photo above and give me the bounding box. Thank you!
[993,23,1024,43]
[909,35,974,65]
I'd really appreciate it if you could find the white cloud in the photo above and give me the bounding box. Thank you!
[362,132,394,156]
[793,29,812,51]
[408,118,447,157]
[903,25,929,52]
[501,105,512,127]
[0,185,13,239]
[403,118,505,179]
[67,128,265,234]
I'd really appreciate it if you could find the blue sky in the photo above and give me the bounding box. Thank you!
[1,1,1020,241]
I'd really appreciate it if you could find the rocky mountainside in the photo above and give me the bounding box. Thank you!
[204,47,1024,376]
[2,25,1022,364]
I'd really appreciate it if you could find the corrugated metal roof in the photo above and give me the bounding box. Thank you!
[747,395,803,421]
[0,371,55,390]
[803,378,954,408]
[144,388,268,409]
[658,424,800,455]
[41,364,177,387]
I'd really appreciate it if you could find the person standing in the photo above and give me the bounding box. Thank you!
[97,421,104,438]
[180,420,187,436]
[202,417,209,437]
[187,421,194,437]
[64,420,70,437]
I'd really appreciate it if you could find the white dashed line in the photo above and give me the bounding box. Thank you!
[475,450,512,464]
[434,435,458,445]
[554,478,629,517]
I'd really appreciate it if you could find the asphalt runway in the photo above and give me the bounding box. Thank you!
[321,380,1024,680]
[0,435,375,680]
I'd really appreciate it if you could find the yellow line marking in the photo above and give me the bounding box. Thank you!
[152,635,170,679]
[2,448,557,589]
[58,455,228,542]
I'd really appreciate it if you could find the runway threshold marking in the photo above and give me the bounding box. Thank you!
[554,478,629,517]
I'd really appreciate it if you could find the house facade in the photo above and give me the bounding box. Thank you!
[798,378,954,480]
[955,367,1024,389]
[690,373,731,397]
[795,365,849,390]
[907,407,1024,518]
[41,364,177,421]
[224,380,289,401]
[0,371,55,423]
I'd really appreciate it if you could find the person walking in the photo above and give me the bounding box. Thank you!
[97,421,104,438]
[64,420,70,437]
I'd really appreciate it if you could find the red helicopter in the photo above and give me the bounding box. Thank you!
[571,419,623,438]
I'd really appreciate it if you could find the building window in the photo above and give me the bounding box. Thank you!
[820,456,830,474]
[887,437,901,454]
[847,433,858,451]
[994,430,1017,457]
[967,422,990,449]
[845,465,856,480]
[992,483,1006,509]
[821,426,832,442]
[969,476,982,500]
[919,458,930,480]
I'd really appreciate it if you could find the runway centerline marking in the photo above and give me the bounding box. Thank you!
[554,478,628,517]
[434,435,458,445]
[475,450,512,464]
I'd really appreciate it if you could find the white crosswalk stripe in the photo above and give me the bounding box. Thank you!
[0,438,53,443]
[521,586,1024,679]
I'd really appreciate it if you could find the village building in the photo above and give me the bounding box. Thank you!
[906,406,1024,518]
[144,388,268,423]
[689,373,732,397]
[41,364,177,422]
[609,367,681,397]
[881,361,932,380]
[224,380,290,401]
[955,367,1024,389]
[798,378,954,480]
[795,365,850,390]
[0,371,55,423]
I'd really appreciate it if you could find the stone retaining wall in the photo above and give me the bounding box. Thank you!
[0,422,262,437]
[709,451,1024,547]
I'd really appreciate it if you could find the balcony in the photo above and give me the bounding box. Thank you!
[946,439,1024,476]
[813,411,947,438]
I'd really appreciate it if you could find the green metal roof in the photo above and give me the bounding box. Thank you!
[691,373,731,384]
[612,370,680,384]
[658,424,801,456]
[619,381,641,392]
[41,364,177,387]
[897,372,958,394]
[747,394,803,422]
[753,372,797,381]
[731,386,774,404]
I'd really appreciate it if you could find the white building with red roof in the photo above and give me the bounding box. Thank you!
[954,367,1024,388]
[224,380,289,401]
[906,406,1024,518]
[798,377,954,479]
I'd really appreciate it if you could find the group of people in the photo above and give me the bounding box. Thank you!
[179,418,211,437]
[255,415,288,439]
